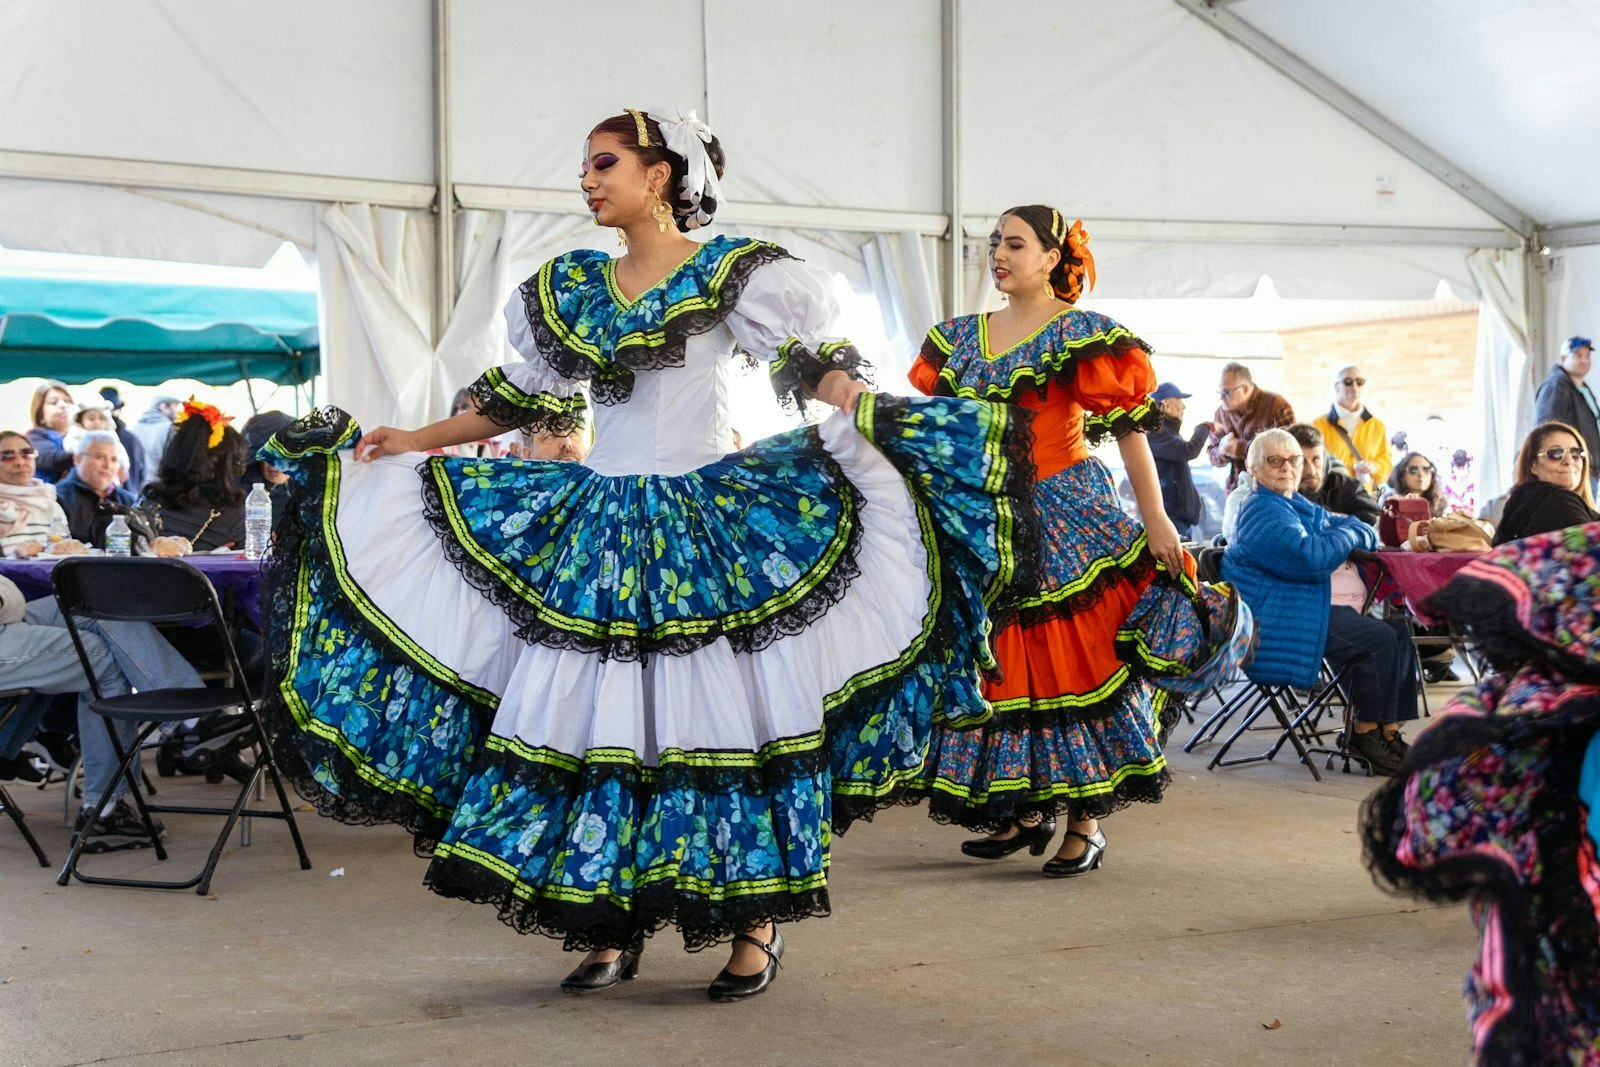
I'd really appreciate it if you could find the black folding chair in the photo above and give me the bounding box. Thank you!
[50,558,311,894]
[0,689,50,867]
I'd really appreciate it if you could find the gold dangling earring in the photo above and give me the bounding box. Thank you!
[651,191,674,234]
[615,228,628,247]
[1043,273,1055,299]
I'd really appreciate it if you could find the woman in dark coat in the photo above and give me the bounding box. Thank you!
[1493,421,1600,546]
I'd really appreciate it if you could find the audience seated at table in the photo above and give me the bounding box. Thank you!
[0,574,204,851]
[1493,420,1600,546]
[1288,423,1380,525]
[25,380,76,484]
[1380,450,1451,517]
[1221,428,1418,775]
[54,431,138,547]
[141,406,248,552]
[0,430,70,557]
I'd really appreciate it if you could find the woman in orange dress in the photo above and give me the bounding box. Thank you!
[908,205,1189,876]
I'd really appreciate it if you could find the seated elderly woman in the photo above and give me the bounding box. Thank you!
[1492,420,1600,546]
[1221,428,1418,775]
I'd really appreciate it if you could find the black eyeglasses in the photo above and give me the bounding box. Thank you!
[1340,377,1367,387]
[1218,383,1247,399]
[0,448,38,461]
[1541,446,1587,463]
[1404,464,1433,475]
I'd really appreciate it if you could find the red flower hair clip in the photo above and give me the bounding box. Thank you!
[174,397,233,449]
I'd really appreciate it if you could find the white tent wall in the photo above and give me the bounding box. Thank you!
[0,0,434,183]
[5,0,1594,436]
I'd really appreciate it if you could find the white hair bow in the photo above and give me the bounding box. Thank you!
[648,107,722,230]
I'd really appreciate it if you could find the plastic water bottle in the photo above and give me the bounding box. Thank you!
[244,483,272,560]
[48,514,69,542]
[105,515,131,557]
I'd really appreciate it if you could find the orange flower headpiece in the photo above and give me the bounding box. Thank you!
[173,397,233,449]
[1064,219,1096,294]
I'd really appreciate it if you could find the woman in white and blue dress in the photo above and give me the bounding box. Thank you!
[260,108,1037,1001]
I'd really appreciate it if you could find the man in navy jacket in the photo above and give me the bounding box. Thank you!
[1147,383,1212,539]
[1534,336,1599,494]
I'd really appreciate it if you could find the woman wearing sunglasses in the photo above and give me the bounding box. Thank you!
[1381,451,1449,517]
[0,429,70,556]
[1492,421,1600,546]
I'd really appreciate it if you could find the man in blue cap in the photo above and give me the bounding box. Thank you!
[1534,336,1599,493]
[1147,382,1213,540]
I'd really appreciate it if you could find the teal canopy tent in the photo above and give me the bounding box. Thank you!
[0,274,319,386]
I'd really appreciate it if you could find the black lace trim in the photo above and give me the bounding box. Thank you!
[260,406,495,857]
[917,766,1170,834]
[1360,690,1600,1064]
[520,244,795,406]
[424,857,830,953]
[920,330,1154,404]
[464,372,587,436]
[1014,550,1158,631]
[1425,573,1600,683]
[416,431,865,663]
[768,341,874,414]
[1082,400,1166,450]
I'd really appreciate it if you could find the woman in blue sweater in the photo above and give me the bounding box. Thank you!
[1222,428,1417,775]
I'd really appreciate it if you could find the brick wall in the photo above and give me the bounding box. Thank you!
[1277,310,1479,447]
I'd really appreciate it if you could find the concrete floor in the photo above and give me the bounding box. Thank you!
[2,689,1478,1067]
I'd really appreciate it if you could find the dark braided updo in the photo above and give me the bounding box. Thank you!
[998,204,1093,303]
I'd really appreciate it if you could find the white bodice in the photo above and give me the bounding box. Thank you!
[584,323,743,477]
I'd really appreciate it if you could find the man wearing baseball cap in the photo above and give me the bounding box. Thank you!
[1534,336,1599,492]
[1146,382,1213,540]
[130,393,183,477]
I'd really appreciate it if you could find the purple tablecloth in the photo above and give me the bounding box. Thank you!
[0,554,264,627]
[1364,549,1484,627]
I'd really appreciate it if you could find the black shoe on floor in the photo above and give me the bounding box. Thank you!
[707,930,783,1003]
[560,943,643,994]
[0,754,45,783]
[1347,729,1403,776]
[1382,731,1410,761]
[21,731,78,775]
[1422,662,1459,684]
[73,800,165,854]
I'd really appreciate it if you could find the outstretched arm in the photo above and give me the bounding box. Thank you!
[355,410,508,462]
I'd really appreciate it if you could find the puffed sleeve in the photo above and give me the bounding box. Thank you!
[1065,326,1163,447]
[724,258,871,410]
[464,293,591,434]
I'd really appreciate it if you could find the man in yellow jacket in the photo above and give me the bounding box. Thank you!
[1312,365,1390,491]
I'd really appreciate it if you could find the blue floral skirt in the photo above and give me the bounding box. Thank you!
[261,393,1036,950]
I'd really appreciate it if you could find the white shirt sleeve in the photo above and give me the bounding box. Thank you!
[724,259,868,407]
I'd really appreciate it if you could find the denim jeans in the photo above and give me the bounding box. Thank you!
[1322,606,1419,726]
[1,599,201,808]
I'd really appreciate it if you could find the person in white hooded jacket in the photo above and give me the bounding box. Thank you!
[0,430,70,555]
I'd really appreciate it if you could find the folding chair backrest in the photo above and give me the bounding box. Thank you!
[51,558,248,693]
[52,558,218,625]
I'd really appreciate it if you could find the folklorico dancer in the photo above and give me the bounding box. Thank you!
[258,108,1036,1000]
[907,205,1252,875]
[1363,523,1600,1065]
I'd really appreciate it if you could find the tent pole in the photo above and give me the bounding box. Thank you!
[1525,242,1547,378]
[940,0,962,318]
[432,0,455,349]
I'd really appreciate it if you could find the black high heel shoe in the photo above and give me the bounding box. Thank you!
[707,929,783,1002]
[559,943,643,994]
[1042,826,1106,878]
[960,817,1057,859]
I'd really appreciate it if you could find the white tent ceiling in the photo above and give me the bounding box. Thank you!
[0,0,1593,438]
